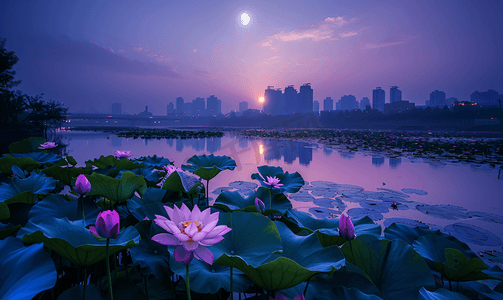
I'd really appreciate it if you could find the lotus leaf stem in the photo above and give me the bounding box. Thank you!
[106,238,114,300]
[186,264,192,300]
[230,266,233,300]
[83,267,87,300]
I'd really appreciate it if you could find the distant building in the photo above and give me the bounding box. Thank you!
[323,97,333,111]
[446,97,457,107]
[313,100,319,115]
[336,95,358,111]
[298,83,313,114]
[390,86,402,103]
[176,97,184,116]
[192,97,205,117]
[111,103,122,115]
[184,102,192,116]
[373,87,385,112]
[429,90,446,107]
[167,102,174,115]
[360,97,370,110]
[264,86,284,115]
[206,95,221,116]
[239,101,248,113]
[384,100,414,114]
[284,85,298,114]
[470,89,500,106]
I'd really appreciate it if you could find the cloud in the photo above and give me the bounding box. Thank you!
[261,16,353,48]
[340,31,358,38]
[118,49,125,54]
[365,35,418,49]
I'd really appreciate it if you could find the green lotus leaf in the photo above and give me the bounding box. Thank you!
[41,164,91,187]
[0,172,57,203]
[85,155,144,177]
[132,155,171,167]
[0,155,41,174]
[418,287,470,300]
[127,187,167,212]
[117,165,160,185]
[341,235,434,300]
[11,165,29,178]
[251,165,304,194]
[312,286,384,300]
[129,220,172,279]
[8,137,47,153]
[28,194,101,226]
[161,170,202,194]
[214,187,292,213]
[57,284,104,300]
[0,236,57,300]
[9,152,62,165]
[19,218,140,266]
[214,254,325,291]
[87,171,147,203]
[441,248,500,282]
[0,202,10,220]
[211,212,282,268]
[181,154,236,181]
[0,222,22,239]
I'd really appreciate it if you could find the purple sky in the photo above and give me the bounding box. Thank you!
[1,0,502,114]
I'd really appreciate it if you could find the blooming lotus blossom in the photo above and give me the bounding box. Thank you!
[113,150,132,158]
[38,142,57,149]
[255,198,265,213]
[74,174,91,195]
[89,210,120,239]
[263,176,284,189]
[152,203,231,265]
[338,214,356,241]
[270,293,305,300]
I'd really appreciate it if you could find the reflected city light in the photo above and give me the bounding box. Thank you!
[259,144,264,154]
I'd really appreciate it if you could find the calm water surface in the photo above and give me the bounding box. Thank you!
[60,130,503,262]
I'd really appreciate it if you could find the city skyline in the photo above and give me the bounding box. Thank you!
[1,0,502,114]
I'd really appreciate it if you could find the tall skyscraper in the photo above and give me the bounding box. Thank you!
[284,85,298,114]
[336,95,358,111]
[111,103,122,115]
[192,97,205,117]
[166,102,174,115]
[206,95,221,116]
[429,90,446,107]
[264,86,284,115]
[390,86,402,103]
[313,100,319,115]
[239,101,248,113]
[299,83,313,114]
[176,97,184,116]
[373,87,385,112]
[360,97,370,110]
[470,89,500,106]
[323,97,333,111]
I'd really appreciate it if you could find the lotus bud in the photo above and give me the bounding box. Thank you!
[255,198,265,213]
[339,214,356,241]
[91,210,120,239]
[75,174,91,195]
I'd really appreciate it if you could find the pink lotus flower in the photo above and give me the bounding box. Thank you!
[263,176,284,189]
[89,210,120,239]
[152,203,231,265]
[255,198,265,213]
[270,293,305,300]
[338,214,356,241]
[38,142,57,149]
[113,150,132,158]
[75,174,91,195]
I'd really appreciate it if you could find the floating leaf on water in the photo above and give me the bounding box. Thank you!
[289,193,315,202]
[347,208,383,221]
[339,196,366,203]
[383,218,431,229]
[300,185,314,191]
[416,204,469,220]
[308,207,341,219]
[444,223,502,246]
[362,191,388,199]
[467,211,503,224]
[377,188,410,198]
[379,200,410,211]
[313,198,341,208]
[380,196,410,203]
[311,181,339,188]
[335,184,365,192]
[341,192,367,198]
[401,188,428,195]
[228,181,258,190]
[478,249,503,265]
[311,187,338,198]
[359,200,390,213]
[211,187,233,195]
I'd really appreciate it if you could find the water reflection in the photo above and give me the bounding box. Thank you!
[389,158,402,169]
[262,140,313,165]
[372,156,385,167]
[340,152,355,160]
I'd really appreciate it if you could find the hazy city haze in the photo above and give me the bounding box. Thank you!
[1,0,502,114]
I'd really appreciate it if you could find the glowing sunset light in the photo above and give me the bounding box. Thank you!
[241,13,250,26]
[259,97,265,103]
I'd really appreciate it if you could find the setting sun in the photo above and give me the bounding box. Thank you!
[259,97,264,103]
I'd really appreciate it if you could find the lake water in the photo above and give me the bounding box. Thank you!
[59,130,503,264]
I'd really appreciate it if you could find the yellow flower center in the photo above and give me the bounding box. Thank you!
[179,221,203,243]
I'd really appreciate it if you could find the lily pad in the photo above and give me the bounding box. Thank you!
[214,188,292,213]
[347,208,383,221]
[308,207,340,219]
[133,155,171,167]
[228,181,258,190]
[376,188,410,198]
[466,211,503,224]
[289,193,315,202]
[416,204,469,220]
[402,188,428,195]
[0,236,57,300]
[311,187,338,198]
[182,154,236,181]
[383,218,441,230]
[251,165,304,194]
[479,249,503,265]
[359,200,389,213]
[310,181,340,188]
[336,184,365,192]
[212,186,233,195]
[313,198,341,208]
[444,223,502,246]
[0,171,57,203]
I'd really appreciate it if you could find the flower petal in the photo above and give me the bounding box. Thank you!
[184,222,199,237]
[174,232,190,242]
[204,225,232,239]
[89,226,100,238]
[182,239,199,251]
[190,205,202,222]
[174,245,193,265]
[199,236,224,246]
[152,233,182,246]
[180,203,192,222]
[194,245,214,265]
[165,206,180,225]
